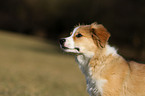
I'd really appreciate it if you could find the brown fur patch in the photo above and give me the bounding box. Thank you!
[90,23,110,48]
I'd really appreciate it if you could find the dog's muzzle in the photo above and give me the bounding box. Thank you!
[59,38,80,52]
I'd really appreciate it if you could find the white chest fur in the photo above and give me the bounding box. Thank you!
[76,55,107,96]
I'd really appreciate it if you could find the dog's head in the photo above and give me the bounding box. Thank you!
[59,22,110,57]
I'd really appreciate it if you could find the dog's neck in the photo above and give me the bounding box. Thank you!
[76,45,125,95]
[76,54,91,75]
[89,45,119,67]
[76,45,119,74]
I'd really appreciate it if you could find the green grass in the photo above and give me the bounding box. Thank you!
[0,30,88,96]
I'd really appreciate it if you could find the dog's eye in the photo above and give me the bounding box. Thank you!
[76,33,83,38]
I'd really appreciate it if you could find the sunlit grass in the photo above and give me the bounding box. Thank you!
[0,30,88,96]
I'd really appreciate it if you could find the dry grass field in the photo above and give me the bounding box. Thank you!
[0,30,88,96]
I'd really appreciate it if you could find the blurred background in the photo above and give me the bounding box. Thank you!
[0,0,145,96]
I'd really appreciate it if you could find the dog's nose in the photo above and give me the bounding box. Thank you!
[59,39,66,45]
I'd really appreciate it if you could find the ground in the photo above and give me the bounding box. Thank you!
[0,30,88,96]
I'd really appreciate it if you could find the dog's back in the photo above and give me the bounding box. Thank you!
[123,61,145,96]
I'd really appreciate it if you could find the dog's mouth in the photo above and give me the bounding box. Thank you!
[60,45,80,53]
[61,46,69,49]
[62,46,80,51]
[74,47,80,51]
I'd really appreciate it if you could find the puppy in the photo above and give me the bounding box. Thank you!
[59,22,145,96]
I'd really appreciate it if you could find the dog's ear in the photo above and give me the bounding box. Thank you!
[90,22,110,48]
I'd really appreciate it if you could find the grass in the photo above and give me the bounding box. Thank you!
[0,30,88,96]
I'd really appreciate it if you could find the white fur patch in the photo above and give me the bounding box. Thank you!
[84,51,95,58]
[105,45,118,56]
[64,37,75,49]
[71,26,80,37]
[96,79,107,95]
[76,55,90,74]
